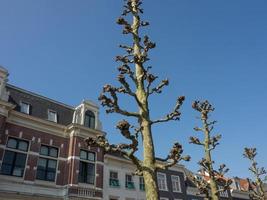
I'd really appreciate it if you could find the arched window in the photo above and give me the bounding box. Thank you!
[84,110,95,129]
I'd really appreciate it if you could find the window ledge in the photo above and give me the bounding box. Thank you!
[35,180,57,187]
[173,190,182,193]
[0,174,24,183]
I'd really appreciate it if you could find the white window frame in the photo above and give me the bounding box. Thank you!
[36,144,59,183]
[160,198,169,200]
[47,109,57,123]
[20,102,30,114]
[171,175,182,193]
[1,137,30,179]
[109,170,120,187]
[125,174,135,189]
[157,172,168,191]
[218,185,228,197]
[79,150,96,185]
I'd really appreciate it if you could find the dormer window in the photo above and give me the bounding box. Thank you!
[48,110,57,123]
[84,110,95,129]
[20,102,30,114]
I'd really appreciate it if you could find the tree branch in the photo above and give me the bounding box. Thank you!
[151,96,185,124]
[156,142,190,170]
[98,84,140,118]
[85,120,143,170]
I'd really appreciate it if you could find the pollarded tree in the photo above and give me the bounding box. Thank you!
[85,0,190,199]
[243,147,267,200]
[189,100,232,200]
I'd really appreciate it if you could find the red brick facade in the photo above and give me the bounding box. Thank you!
[0,121,104,199]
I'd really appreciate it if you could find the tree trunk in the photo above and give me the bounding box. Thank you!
[204,118,219,200]
[141,120,159,200]
[131,1,160,199]
[143,169,159,200]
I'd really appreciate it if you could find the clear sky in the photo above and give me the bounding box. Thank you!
[0,0,266,178]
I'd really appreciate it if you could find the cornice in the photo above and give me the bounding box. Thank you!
[7,111,107,140]
[66,123,106,138]
[7,110,68,138]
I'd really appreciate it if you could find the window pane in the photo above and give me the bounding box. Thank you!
[110,171,118,179]
[1,164,12,175]
[126,174,132,182]
[14,153,27,167]
[84,115,90,128]
[12,167,24,177]
[88,152,95,161]
[79,161,86,183]
[49,148,58,158]
[84,110,95,129]
[47,172,56,181]
[21,102,30,114]
[48,111,57,122]
[87,163,95,175]
[47,159,57,170]
[36,169,46,180]
[40,146,49,156]
[89,117,95,129]
[2,151,15,164]
[7,138,17,149]
[86,163,95,184]
[18,141,28,151]
[80,150,87,160]
[86,174,94,184]
[37,158,47,169]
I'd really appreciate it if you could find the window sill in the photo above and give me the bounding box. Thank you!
[35,180,57,187]
[109,186,121,189]
[159,189,169,192]
[0,174,24,183]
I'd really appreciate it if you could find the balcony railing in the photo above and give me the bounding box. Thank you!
[77,188,96,198]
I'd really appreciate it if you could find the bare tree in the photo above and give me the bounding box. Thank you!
[85,0,190,199]
[189,100,232,200]
[243,147,267,200]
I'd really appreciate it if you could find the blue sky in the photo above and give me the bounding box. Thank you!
[0,0,266,178]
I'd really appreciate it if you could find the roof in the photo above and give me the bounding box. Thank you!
[7,84,74,126]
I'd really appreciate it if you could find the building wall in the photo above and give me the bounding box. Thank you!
[103,155,146,200]
[158,168,187,200]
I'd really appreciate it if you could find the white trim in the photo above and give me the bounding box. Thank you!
[19,101,30,115]
[171,175,182,193]
[0,136,31,179]
[47,109,58,123]
[157,172,168,191]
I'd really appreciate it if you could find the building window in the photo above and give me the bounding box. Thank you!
[109,171,120,187]
[48,110,57,122]
[20,102,30,114]
[125,174,135,189]
[157,172,167,191]
[84,110,95,129]
[139,176,145,191]
[79,150,95,184]
[36,145,58,181]
[171,175,181,192]
[0,137,29,177]
[218,185,228,197]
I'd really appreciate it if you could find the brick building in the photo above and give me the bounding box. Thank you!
[0,67,104,200]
